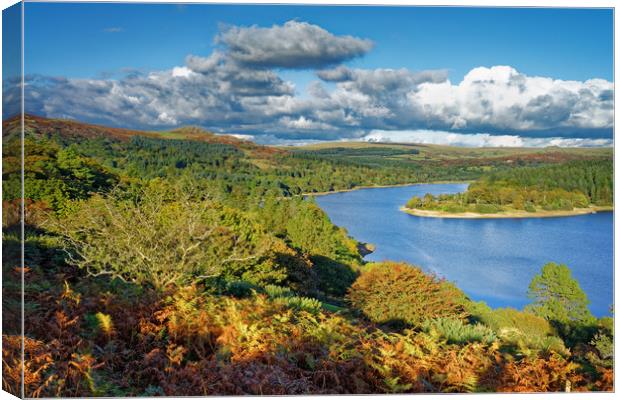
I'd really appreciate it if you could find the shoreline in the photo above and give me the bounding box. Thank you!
[400,205,613,219]
[303,180,471,197]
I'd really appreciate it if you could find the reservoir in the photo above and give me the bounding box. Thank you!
[315,183,613,317]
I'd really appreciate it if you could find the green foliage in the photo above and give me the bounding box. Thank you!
[3,137,118,212]
[347,262,468,328]
[274,296,323,315]
[498,330,569,357]
[471,306,554,338]
[486,159,613,205]
[256,195,361,298]
[422,318,497,344]
[294,146,420,158]
[52,185,297,289]
[474,203,503,214]
[405,159,612,214]
[406,196,423,209]
[263,284,294,298]
[466,303,570,355]
[262,284,323,315]
[588,333,613,368]
[526,262,594,325]
[257,196,361,264]
[223,280,260,298]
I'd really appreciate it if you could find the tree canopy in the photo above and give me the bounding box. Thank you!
[526,262,594,325]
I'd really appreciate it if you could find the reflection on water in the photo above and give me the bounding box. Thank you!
[316,183,613,316]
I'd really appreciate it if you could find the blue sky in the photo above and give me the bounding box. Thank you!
[25,4,612,82]
[5,3,614,146]
[2,3,21,80]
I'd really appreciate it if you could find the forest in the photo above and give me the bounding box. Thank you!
[405,160,613,214]
[1,115,614,395]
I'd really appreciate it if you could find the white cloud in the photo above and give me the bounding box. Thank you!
[171,66,196,78]
[363,129,613,148]
[408,66,613,132]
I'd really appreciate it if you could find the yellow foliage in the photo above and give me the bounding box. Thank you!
[95,312,114,336]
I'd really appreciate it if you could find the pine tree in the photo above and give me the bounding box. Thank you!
[526,262,594,324]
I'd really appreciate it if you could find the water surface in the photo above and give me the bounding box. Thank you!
[315,183,613,316]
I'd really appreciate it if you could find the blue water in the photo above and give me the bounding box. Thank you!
[315,183,614,317]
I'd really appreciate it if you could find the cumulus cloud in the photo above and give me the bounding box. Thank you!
[13,20,613,147]
[216,20,373,69]
[2,76,21,119]
[406,66,614,133]
[363,129,613,148]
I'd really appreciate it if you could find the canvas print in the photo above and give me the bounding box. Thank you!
[1,1,614,397]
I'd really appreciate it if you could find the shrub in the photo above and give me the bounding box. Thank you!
[474,307,554,338]
[422,318,496,344]
[52,186,294,289]
[405,196,423,209]
[586,333,613,368]
[347,262,468,327]
[224,280,259,298]
[274,296,323,315]
[497,329,569,357]
[474,204,503,214]
[441,204,467,213]
[263,284,294,298]
[311,255,359,298]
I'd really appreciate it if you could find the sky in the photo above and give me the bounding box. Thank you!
[2,3,614,146]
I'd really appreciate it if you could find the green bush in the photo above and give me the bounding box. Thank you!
[405,196,422,209]
[441,204,467,213]
[275,296,323,315]
[263,284,294,298]
[347,262,467,328]
[474,203,503,214]
[53,186,295,289]
[422,318,496,344]
[224,280,259,298]
[474,307,554,338]
[587,333,613,368]
[469,305,570,355]
[311,255,359,298]
[497,329,569,356]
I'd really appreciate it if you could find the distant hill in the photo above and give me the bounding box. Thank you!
[292,139,612,165]
[2,114,282,158]
[3,114,611,165]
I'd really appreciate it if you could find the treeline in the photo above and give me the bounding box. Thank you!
[485,160,613,205]
[1,125,614,396]
[293,146,420,158]
[4,134,488,208]
[406,159,613,214]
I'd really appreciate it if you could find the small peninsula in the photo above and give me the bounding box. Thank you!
[401,205,612,219]
[402,159,613,219]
